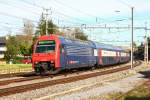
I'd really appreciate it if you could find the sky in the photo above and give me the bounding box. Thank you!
[0,0,150,46]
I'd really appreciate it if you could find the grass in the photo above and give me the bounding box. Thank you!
[0,64,32,69]
[87,84,150,100]
[119,81,150,100]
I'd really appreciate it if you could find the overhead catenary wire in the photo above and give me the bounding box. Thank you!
[21,0,90,24]
[21,0,44,9]
[0,24,35,32]
[52,17,82,26]
[0,1,41,16]
[0,21,35,30]
[53,0,125,24]
[4,0,135,26]
[53,10,89,24]
[116,0,131,8]
[0,11,39,23]
[20,0,132,28]
[53,0,96,18]
[98,40,141,43]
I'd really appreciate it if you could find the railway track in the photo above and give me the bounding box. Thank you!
[0,62,130,86]
[0,62,132,86]
[0,72,35,79]
[0,76,48,86]
[0,61,141,97]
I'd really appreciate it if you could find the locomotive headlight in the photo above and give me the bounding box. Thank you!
[51,61,54,63]
[35,61,38,64]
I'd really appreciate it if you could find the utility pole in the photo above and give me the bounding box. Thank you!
[147,37,149,64]
[43,8,52,35]
[131,7,134,69]
[45,9,48,35]
[144,36,148,64]
[144,22,149,64]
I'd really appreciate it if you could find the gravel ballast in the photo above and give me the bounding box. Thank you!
[0,61,149,100]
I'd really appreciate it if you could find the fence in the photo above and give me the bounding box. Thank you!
[0,64,33,74]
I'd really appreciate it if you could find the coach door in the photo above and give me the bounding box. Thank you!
[60,45,66,68]
[116,52,119,63]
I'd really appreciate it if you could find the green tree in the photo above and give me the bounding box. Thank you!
[4,21,34,63]
[74,28,88,41]
[35,13,87,41]
[17,20,34,55]
[4,36,19,62]
[36,13,58,36]
[134,43,144,60]
[17,36,32,55]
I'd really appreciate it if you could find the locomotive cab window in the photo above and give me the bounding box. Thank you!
[35,40,56,53]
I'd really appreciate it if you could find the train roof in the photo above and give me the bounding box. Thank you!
[36,35,93,47]
[92,41,124,51]
[59,36,124,51]
[59,36,95,48]
[37,35,125,51]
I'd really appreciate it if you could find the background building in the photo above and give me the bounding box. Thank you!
[0,37,6,59]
